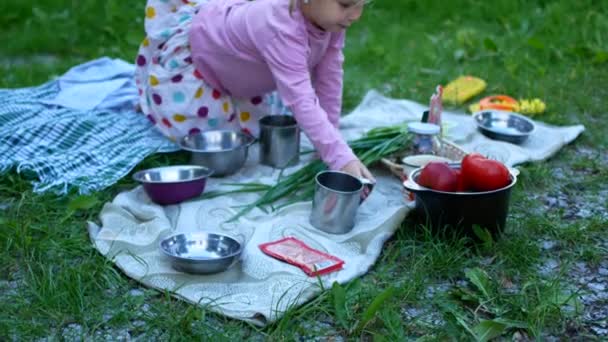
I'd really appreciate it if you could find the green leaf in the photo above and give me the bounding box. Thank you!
[465,268,492,300]
[371,45,386,57]
[483,38,498,52]
[526,37,545,50]
[570,46,593,58]
[504,58,520,76]
[473,225,494,249]
[454,49,466,62]
[593,51,608,64]
[67,195,99,211]
[450,309,477,338]
[473,320,507,341]
[372,333,389,342]
[331,282,349,330]
[102,25,117,38]
[547,288,575,307]
[492,318,528,329]
[354,287,395,334]
[456,28,477,47]
[31,7,48,20]
[450,286,482,305]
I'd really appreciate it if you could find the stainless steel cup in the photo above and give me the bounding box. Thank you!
[259,115,300,168]
[309,171,374,234]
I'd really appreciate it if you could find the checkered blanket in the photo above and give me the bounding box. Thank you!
[0,81,178,194]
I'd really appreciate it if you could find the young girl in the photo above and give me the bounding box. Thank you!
[135,0,374,181]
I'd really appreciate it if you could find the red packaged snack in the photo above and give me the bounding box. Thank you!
[259,237,344,277]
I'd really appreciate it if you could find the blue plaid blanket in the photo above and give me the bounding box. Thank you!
[0,81,178,194]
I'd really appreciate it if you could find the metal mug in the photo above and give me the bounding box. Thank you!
[309,170,374,234]
[259,115,300,168]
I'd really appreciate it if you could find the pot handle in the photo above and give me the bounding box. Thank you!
[402,178,428,192]
[508,167,520,177]
[359,178,375,203]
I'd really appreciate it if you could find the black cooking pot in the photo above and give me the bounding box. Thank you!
[402,163,518,239]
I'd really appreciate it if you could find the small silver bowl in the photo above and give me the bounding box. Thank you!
[474,110,535,144]
[132,165,213,205]
[179,130,255,177]
[159,232,242,274]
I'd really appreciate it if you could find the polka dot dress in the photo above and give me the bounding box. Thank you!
[134,0,271,141]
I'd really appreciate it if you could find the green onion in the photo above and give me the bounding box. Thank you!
[225,123,411,221]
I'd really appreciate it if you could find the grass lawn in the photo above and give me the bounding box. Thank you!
[1,0,607,340]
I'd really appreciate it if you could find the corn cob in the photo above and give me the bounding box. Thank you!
[442,76,487,104]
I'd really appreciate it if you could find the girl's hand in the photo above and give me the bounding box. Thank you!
[340,159,376,183]
[340,159,376,199]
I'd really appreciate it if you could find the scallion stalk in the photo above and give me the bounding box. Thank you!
[224,123,411,221]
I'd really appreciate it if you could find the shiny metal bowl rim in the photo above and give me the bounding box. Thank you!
[132,165,213,184]
[158,232,243,261]
[259,114,298,129]
[473,110,536,137]
[178,130,256,153]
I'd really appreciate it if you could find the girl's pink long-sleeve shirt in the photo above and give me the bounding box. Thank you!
[189,0,356,170]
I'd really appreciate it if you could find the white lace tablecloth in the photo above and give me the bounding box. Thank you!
[89,90,584,326]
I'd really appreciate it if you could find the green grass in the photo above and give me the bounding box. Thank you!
[1,0,607,340]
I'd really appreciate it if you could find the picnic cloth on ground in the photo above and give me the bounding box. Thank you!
[346,90,586,166]
[42,57,139,111]
[0,80,178,194]
[88,89,584,326]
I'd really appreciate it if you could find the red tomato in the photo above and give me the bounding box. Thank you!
[417,162,459,192]
[461,153,510,191]
[453,169,468,192]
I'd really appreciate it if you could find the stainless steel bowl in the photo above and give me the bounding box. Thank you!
[159,232,242,274]
[132,165,213,205]
[474,110,535,144]
[179,130,255,177]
